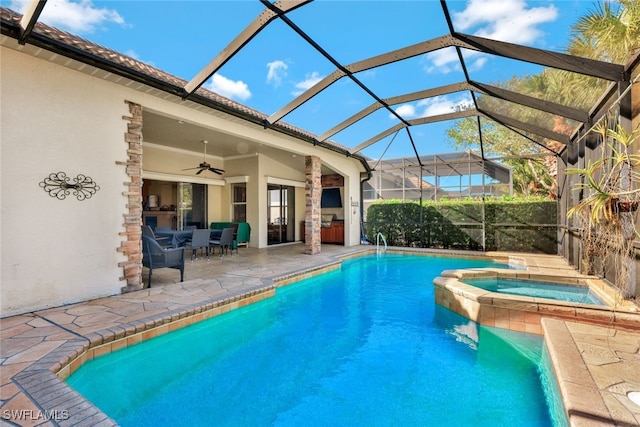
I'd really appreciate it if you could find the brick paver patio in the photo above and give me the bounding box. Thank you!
[1,244,638,426]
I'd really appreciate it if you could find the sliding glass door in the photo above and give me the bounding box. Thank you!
[177,182,207,230]
[267,184,295,245]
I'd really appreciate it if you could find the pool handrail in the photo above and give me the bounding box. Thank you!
[376,232,387,255]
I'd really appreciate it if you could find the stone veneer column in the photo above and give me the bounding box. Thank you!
[305,155,322,254]
[118,100,144,292]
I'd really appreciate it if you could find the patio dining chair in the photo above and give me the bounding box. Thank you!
[142,235,185,287]
[184,228,210,260]
[142,225,172,248]
[209,227,235,258]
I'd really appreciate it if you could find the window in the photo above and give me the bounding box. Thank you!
[232,183,247,222]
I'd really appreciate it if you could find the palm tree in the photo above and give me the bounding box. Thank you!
[445,1,640,198]
[559,0,640,108]
[569,0,640,64]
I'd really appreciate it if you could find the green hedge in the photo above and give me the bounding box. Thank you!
[365,198,557,253]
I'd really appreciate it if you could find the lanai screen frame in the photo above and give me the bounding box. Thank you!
[364,152,512,206]
[9,0,639,278]
[12,0,630,190]
[179,1,622,165]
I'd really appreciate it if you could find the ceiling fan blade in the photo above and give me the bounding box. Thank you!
[182,141,222,177]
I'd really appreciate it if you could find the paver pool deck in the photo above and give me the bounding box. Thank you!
[1,244,639,426]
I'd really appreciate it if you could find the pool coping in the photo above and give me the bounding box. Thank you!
[433,267,640,425]
[433,268,640,334]
[1,250,361,426]
[5,285,279,427]
[543,318,640,426]
[2,247,639,426]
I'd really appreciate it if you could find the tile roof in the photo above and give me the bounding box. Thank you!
[0,6,357,158]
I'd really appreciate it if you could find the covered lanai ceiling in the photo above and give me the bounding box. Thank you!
[5,0,630,170]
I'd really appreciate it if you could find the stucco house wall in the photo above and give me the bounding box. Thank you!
[1,46,130,316]
[1,33,366,316]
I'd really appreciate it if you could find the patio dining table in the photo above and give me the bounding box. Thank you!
[155,229,193,248]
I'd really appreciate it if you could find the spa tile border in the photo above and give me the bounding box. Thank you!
[434,268,640,334]
[434,268,640,426]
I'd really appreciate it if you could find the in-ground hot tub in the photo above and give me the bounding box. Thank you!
[463,277,606,306]
[433,269,639,335]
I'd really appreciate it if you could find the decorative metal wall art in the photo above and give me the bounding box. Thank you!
[39,172,100,201]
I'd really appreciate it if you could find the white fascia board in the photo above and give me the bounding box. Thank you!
[266,176,305,188]
[143,170,225,186]
[225,175,250,184]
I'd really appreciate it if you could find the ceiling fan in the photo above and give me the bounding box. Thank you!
[182,140,225,175]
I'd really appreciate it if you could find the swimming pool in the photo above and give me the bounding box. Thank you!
[67,254,562,426]
[464,278,605,306]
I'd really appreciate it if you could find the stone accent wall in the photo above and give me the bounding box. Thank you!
[321,174,344,187]
[118,100,144,292]
[305,156,322,254]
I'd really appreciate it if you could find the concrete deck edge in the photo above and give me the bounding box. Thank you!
[3,248,636,426]
[542,318,639,427]
[2,253,355,427]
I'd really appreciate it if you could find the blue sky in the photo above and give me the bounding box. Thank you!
[8,0,595,160]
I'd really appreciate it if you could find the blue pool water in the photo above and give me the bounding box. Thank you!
[67,254,562,426]
[465,278,605,306]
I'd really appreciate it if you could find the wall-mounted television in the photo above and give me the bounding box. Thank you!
[321,188,342,208]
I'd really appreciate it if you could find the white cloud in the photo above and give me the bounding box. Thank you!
[393,95,473,120]
[425,47,460,74]
[205,74,251,101]
[425,0,558,73]
[395,104,417,118]
[291,71,323,96]
[10,0,125,33]
[420,95,473,116]
[468,56,488,72]
[453,0,558,44]
[266,60,288,87]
